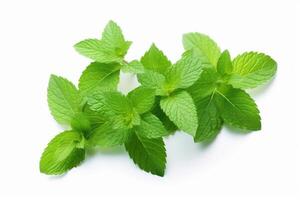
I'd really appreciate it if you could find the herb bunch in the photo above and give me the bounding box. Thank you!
[40,21,277,176]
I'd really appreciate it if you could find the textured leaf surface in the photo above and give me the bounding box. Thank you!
[194,95,222,142]
[215,87,261,130]
[40,131,85,175]
[228,52,277,89]
[160,91,198,136]
[79,62,120,96]
[101,20,131,57]
[183,33,221,68]
[135,113,167,138]
[48,75,82,125]
[88,122,129,147]
[166,50,203,90]
[125,132,166,176]
[122,60,144,74]
[127,87,155,114]
[141,44,171,75]
[137,70,167,95]
[74,39,124,63]
[188,68,220,103]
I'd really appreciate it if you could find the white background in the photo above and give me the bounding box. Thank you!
[0,0,299,199]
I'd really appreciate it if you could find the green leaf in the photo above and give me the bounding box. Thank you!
[135,113,167,138]
[183,33,221,68]
[74,39,124,63]
[228,52,277,89]
[215,86,261,130]
[151,100,178,135]
[127,86,155,114]
[166,50,203,90]
[40,131,85,175]
[48,75,82,125]
[79,62,120,97]
[160,91,198,136]
[137,70,167,95]
[217,50,233,75]
[194,95,222,142]
[70,113,91,134]
[88,122,129,147]
[88,91,132,117]
[125,132,166,176]
[141,44,171,75]
[88,91,140,128]
[101,20,132,58]
[122,60,144,74]
[188,67,220,104]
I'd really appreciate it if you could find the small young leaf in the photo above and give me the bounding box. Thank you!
[215,86,261,130]
[127,86,155,114]
[101,20,132,57]
[217,50,233,75]
[137,70,167,95]
[48,75,82,125]
[40,131,85,175]
[228,52,277,89]
[135,113,167,138]
[79,62,120,97]
[141,44,172,75]
[183,33,221,68]
[160,91,198,136]
[125,131,166,176]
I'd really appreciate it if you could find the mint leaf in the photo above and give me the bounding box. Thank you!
[40,131,85,175]
[79,62,120,97]
[88,91,132,117]
[166,50,203,90]
[125,132,166,176]
[217,50,233,75]
[74,21,131,64]
[194,95,222,142]
[215,86,261,130]
[160,91,198,136]
[48,75,82,125]
[122,60,144,74]
[183,33,221,68]
[135,113,167,138]
[137,70,167,95]
[74,39,124,63]
[127,86,155,114]
[88,122,129,147]
[141,44,171,75]
[70,113,91,134]
[228,52,277,89]
[188,67,220,103]
[101,20,132,57]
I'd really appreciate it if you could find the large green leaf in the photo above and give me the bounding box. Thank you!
[48,75,82,125]
[135,113,167,138]
[127,87,155,114]
[79,62,120,97]
[40,131,85,175]
[215,87,261,130]
[125,132,166,176]
[183,33,221,68]
[166,50,203,90]
[228,52,277,89]
[160,91,198,136]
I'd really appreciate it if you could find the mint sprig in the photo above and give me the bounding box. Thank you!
[40,21,277,176]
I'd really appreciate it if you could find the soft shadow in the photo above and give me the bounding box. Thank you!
[197,135,219,151]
